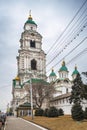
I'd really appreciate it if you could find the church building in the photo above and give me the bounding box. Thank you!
[11,12,87,116]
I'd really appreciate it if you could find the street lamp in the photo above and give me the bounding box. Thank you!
[29,73,33,120]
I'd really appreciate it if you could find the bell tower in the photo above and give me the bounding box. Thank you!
[16,12,46,84]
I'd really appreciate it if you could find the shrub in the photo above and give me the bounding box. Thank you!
[58,108,64,116]
[71,103,84,121]
[47,106,58,117]
[43,108,49,117]
[35,108,44,116]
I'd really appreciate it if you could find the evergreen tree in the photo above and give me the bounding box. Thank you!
[83,84,87,100]
[84,107,87,119]
[82,72,87,77]
[82,72,87,100]
[69,73,84,104]
[71,103,84,121]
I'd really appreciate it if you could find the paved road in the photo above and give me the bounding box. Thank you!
[5,116,47,130]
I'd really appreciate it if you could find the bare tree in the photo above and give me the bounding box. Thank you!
[32,81,55,108]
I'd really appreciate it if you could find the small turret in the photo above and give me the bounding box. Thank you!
[24,10,37,31]
[58,60,69,79]
[49,68,57,82]
[13,75,21,88]
[72,65,79,80]
[59,60,68,72]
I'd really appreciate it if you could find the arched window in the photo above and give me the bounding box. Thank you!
[66,88,68,93]
[30,40,35,48]
[31,27,33,30]
[31,59,37,70]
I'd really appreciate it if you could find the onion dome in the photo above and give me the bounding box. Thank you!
[25,11,37,26]
[59,61,68,72]
[49,68,56,77]
[15,75,20,81]
[72,65,79,75]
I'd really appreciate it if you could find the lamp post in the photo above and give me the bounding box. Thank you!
[30,76,33,120]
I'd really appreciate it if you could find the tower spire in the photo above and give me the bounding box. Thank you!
[52,67,54,72]
[62,60,65,66]
[75,64,77,70]
[28,10,32,20]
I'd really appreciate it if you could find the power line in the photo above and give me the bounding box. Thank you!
[46,0,87,55]
[54,48,87,73]
[46,23,87,66]
[47,37,87,73]
[46,7,87,64]
[47,8,87,59]
[67,48,87,65]
[46,4,87,66]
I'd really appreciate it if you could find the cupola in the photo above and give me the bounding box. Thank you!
[72,65,79,80]
[13,75,20,88]
[49,68,57,82]
[24,10,37,31]
[59,61,68,72]
[58,60,69,79]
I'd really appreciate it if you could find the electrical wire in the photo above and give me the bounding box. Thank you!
[47,9,87,58]
[67,48,87,65]
[47,37,87,73]
[46,23,87,66]
[54,48,87,73]
[46,0,87,55]
[46,6,87,65]
[47,15,87,59]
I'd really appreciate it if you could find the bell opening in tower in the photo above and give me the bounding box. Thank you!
[30,40,35,48]
[31,59,37,70]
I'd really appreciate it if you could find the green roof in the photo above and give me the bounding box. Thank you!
[72,66,79,75]
[49,69,56,77]
[22,78,49,87]
[59,61,68,72]
[59,66,68,71]
[25,19,37,26]
[19,102,31,107]
[18,102,36,108]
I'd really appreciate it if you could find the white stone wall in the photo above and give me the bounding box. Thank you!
[50,96,72,115]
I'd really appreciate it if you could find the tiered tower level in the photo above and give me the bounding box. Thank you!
[16,13,46,84]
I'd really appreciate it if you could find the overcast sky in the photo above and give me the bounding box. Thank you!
[0,0,87,112]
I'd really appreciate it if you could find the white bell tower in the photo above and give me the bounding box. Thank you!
[16,12,46,84]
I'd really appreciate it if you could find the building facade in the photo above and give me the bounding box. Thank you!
[49,62,87,115]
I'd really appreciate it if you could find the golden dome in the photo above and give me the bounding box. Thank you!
[15,76,20,80]
[62,60,65,66]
